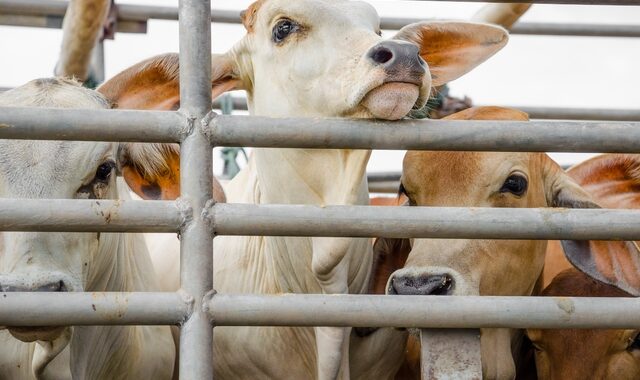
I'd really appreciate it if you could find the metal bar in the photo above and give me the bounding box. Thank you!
[421,329,482,380]
[213,96,640,122]
[177,0,214,377]
[208,294,640,329]
[209,116,640,152]
[2,0,640,38]
[0,292,188,326]
[518,106,640,121]
[0,107,182,143]
[0,199,181,232]
[413,0,640,4]
[210,203,640,240]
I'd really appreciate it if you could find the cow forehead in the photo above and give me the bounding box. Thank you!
[0,140,115,198]
[248,0,379,33]
[403,152,533,191]
[0,78,115,198]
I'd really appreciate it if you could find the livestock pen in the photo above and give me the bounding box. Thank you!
[1,0,640,379]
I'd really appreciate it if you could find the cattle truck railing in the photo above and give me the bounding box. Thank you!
[1,0,640,378]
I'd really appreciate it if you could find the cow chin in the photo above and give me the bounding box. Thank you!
[9,326,66,342]
[361,82,420,120]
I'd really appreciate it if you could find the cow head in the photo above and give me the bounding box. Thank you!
[210,0,507,119]
[373,107,638,378]
[0,55,225,343]
[528,269,640,380]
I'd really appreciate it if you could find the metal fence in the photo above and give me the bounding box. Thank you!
[1,0,640,378]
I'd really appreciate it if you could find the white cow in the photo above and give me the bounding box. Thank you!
[147,0,509,378]
[0,74,184,379]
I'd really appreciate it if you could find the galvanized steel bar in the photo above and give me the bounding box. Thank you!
[0,107,182,143]
[421,329,482,380]
[0,292,188,326]
[208,294,640,329]
[210,203,640,240]
[0,199,182,232]
[177,0,214,377]
[3,0,640,38]
[208,116,640,152]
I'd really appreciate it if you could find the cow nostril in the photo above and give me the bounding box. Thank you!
[390,274,454,296]
[369,47,393,65]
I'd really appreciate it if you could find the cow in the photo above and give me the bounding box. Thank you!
[143,0,508,378]
[0,53,230,378]
[371,107,640,379]
[527,268,639,380]
[526,154,640,380]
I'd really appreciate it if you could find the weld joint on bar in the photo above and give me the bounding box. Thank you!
[201,113,218,146]
[201,199,217,235]
[176,289,196,326]
[175,197,194,231]
[202,289,217,326]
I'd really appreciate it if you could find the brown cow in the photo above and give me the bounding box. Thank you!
[372,109,640,379]
[527,154,640,380]
[527,268,640,380]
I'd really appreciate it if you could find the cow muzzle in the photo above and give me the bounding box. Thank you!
[0,273,73,342]
[361,40,427,120]
[388,272,454,296]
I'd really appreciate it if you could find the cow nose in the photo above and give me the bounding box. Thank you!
[0,280,66,292]
[367,41,426,75]
[389,273,454,296]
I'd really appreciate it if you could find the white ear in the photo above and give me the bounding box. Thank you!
[394,21,508,86]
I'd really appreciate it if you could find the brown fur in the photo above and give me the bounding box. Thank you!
[528,268,640,380]
[241,0,268,33]
[544,155,640,286]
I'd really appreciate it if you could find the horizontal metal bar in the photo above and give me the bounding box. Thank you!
[518,106,640,121]
[511,22,640,38]
[0,292,188,326]
[0,199,182,232]
[209,294,640,329]
[0,107,182,142]
[215,96,640,122]
[2,0,638,38]
[417,0,640,4]
[0,13,146,33]
[209,116,640,152]
[210,203,640,240]
[368,182,401,194]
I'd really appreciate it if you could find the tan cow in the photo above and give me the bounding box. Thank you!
[527,154,640,380]
[372,107,640,379]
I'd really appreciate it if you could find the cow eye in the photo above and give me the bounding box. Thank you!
[95,161,115,182]
[500,173,528,196]
[272,19,298,43]
[628,333,640,351]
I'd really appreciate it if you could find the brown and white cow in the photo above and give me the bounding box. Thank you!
[527,154,640,380]
[372,107,640,380]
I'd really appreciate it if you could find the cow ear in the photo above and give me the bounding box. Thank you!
[97,52,249,110]
[394,21,508,86]
[545,161,640,296]
[119,143,181,200]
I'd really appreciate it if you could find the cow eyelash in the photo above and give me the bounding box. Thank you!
[272,18,300,44]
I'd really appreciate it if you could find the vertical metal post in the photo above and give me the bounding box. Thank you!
[178,0,213,378]
[420,329,482,380]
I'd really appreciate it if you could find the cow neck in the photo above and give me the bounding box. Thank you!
[71,179,162,379]
[251,148,371,206]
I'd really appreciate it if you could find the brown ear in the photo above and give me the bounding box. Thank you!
[97,53,245,110]
[394,22,508,86]
[546,160,640,296]
[120,143,181,200]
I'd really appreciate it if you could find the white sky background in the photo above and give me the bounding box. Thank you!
[1,0,639,174]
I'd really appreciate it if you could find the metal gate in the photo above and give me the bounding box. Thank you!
[1,0,640,378]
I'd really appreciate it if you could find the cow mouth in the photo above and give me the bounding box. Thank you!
[8,326,66,342]
[361,82,420,120]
